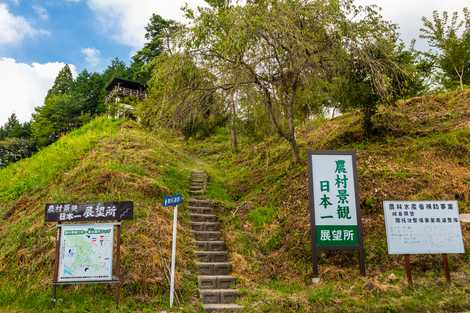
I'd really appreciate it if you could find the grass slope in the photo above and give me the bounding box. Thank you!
[0,117,207,312]
[188,89,470,313]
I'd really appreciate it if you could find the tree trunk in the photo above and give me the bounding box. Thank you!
[230,95,238,152]
[286,98,300,163]
[362,106,375,137]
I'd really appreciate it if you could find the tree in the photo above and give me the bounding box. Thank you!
[102,58,132,85]
[420,8,470,90]
[47,65,74,98]
[338,10,422,135]
[137,53,225,139]
[72,70,106,116]
[188,0,353,163]
[131,14,181,84]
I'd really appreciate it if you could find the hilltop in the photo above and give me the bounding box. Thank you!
[0,89,469,313]
[188,89,470,312]
[0,117,210,312]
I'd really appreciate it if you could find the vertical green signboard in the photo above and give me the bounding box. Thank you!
[308,151,366,278]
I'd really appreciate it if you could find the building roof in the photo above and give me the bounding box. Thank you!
[105,77,146,92]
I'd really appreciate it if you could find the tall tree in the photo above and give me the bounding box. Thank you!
[420,8,470,90]
[131,14,180,84]
[47,65,74,98]
[188,0,351,163]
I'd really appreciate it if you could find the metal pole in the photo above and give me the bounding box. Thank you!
[169,205,178,308]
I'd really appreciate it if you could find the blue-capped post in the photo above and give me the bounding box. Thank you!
[163,194,184,308]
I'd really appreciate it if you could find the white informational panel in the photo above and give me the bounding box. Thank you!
[383,201,464,255]
[58,224,114,282]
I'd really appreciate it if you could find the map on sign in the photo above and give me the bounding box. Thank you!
[58,224,114,282]
[383,201,464,255]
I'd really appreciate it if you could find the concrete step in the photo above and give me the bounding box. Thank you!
[199,289,240,304]
[196,251,228,263]
[196,262,232,275]
[190,190,205,195]
[190,207,214,215]
[189,198,211,206]
[203,304,242,312]
[192,231,221,241]
[192,222,220,232]
[196,241,226,251]
[191,213,218,223]
[198,275,235,289]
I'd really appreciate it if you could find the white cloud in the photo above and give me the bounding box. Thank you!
[355,0,469,50]
[86,0,207,49]
[81,47,101,70]
[0,3,48,45]
[33,5,48,21]
[0,58,77,125]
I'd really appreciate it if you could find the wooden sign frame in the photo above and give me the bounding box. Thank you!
[47,202,133,305]
[307,150,366,278]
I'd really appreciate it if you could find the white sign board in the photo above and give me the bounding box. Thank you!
[383,201,464,255]
[310,153,360,247]
[58,224,114,282]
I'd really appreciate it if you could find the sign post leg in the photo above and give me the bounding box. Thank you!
[359,247,366,276]
[404,255,413,287]
[170,205,178,308]
[442,254,451,283]
[312,246,319,281]
[115,223,122,307]
[52,225,61,302]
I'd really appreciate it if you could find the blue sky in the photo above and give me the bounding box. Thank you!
[0,0,131,71]
[0,0,468,125]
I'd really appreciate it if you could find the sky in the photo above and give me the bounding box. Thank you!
[0,0,468,125]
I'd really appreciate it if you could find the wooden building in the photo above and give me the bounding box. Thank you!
[105,78,146,119]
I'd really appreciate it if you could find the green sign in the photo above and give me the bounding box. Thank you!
[308,151,366,277]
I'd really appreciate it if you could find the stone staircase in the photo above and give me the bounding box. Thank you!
[189,171,242,312]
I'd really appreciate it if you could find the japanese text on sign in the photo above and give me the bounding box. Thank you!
[311,153,359,247]
[383,201,464,254]
[45,201,133,222]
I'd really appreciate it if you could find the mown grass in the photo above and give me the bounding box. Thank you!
[188,89,470,312]
[0,118,210,312]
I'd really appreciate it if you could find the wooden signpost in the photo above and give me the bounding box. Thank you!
[307,150,366,280]
[45,201,133,304]
[383,200,464,286]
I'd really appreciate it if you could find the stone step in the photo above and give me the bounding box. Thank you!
[202,303,242,312]
[196,241,226,251]
[191,213,218,223]
[196,262,232,275]
[198,275,235,290]
[199,289,240,304]
[190,190,205,195]
[190,207,214,215]
[189,198,211,205]
[192,231,221,241]
[196,251,228,263]
[192,222,220,231]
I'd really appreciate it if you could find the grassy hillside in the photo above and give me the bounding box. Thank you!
[0,117,208,312]
[188,89,470,312]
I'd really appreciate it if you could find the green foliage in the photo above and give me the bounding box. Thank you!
[137,53,226,138]
[131,14,181,84]
[247,206,277,228]
[0,117,120,202]
[420,8,470,90]
[46,64,74,98]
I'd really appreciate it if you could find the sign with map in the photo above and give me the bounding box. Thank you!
[57,224,114,282]
[383,201,464,255]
